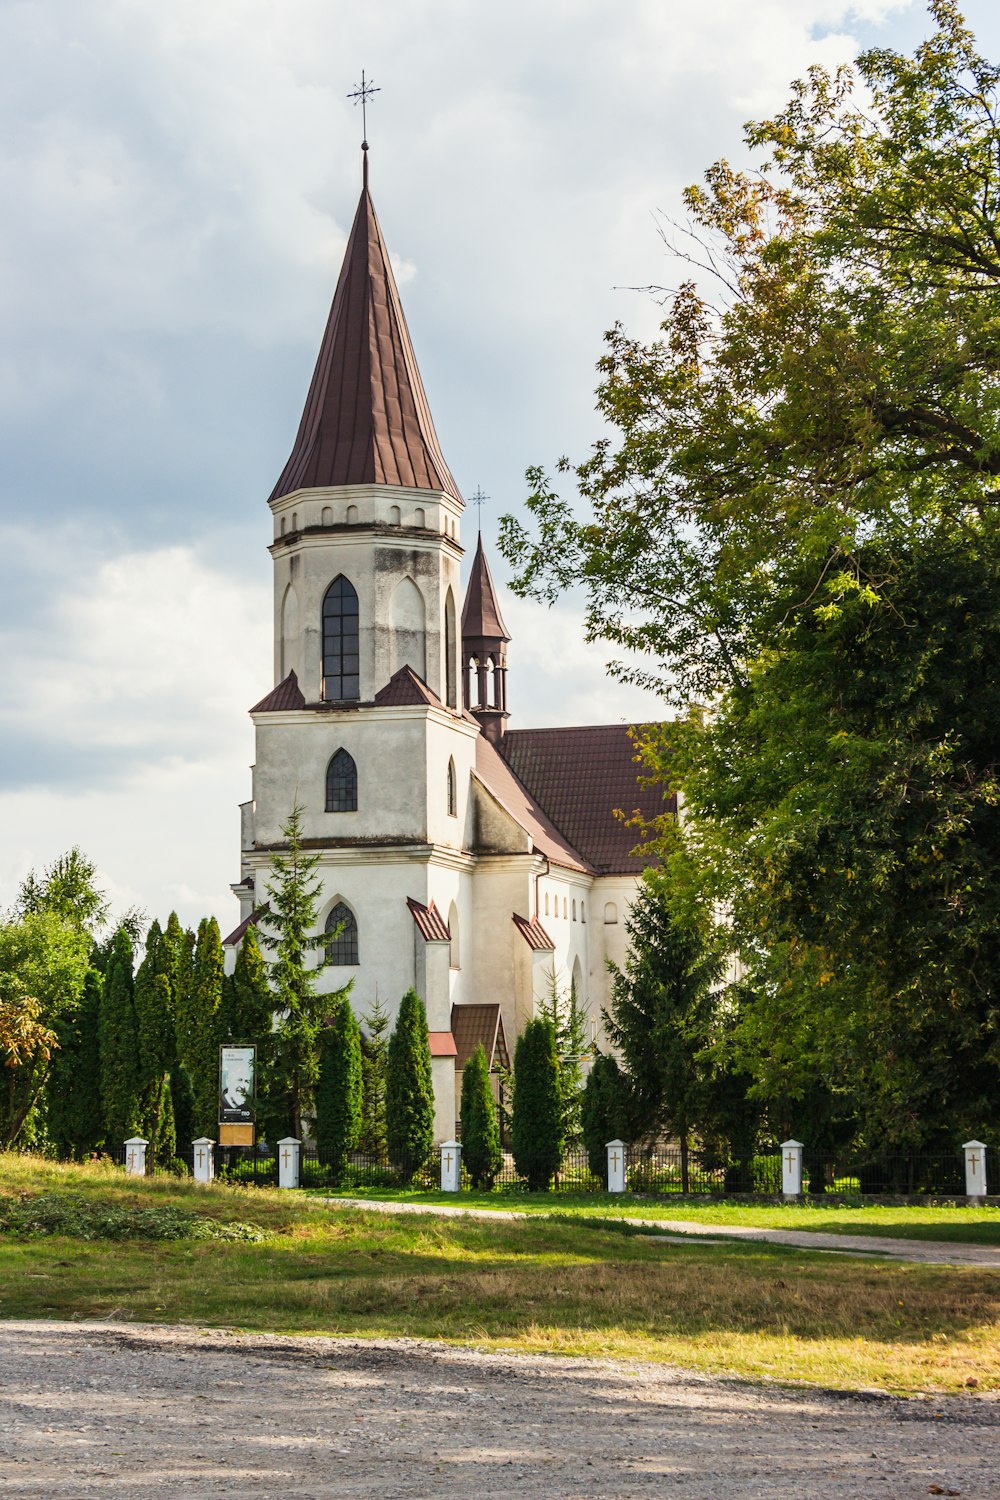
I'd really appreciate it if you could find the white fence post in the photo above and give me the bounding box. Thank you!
[781,1140,804,1198]
[192,1137,215,1184]
[606,1139,626,1194]
[441,1140,461,1192]
[124,1137,148,1177]
[963,1140,988,1200]
[277,1137,301,1189]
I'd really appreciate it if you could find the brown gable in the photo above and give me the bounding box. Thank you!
[373,664,442,708]
[406,895,451,942]
[450,1003,510,1071]
[250,670,305,714]
[269,176,462,505]
[512,912,555,951]
[461,534,510,642]
[500,725,673,875]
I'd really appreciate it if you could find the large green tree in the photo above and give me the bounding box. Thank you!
[175,917,224,1138]
[511,1017,563,1191]
[500,2,1000,1149]
[98,927,141,1145]
[47,967,104,1158]
[385,989,435,1176]
[315,998,363,1183]
[460,1044,503,1189]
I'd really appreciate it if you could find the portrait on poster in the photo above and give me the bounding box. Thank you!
[219,1046,255,1123]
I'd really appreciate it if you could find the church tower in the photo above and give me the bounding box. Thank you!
[461,533,511,745]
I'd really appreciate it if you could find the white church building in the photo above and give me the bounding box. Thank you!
[223,151,670,1139]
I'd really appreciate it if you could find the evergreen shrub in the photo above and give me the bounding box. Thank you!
[460,1044,502,1189]
[385,989,434,1177]
[511,1017,563,1190]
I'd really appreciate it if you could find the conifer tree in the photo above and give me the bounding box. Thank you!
[359,994,390,1152]
[133,921,178,1160]
[539,970,590,1146]
[98,928,141,1145]
[259,804,347,1140]
[581,1052,628,1185]
[175,917,224,1138]
[460,1044,502,1189]
[315,998,363,1183]
[170,1064,196,1153]
[385,989,435,1176]
[47,967,104,1158]
[511,1017,563,1191]
[219,923,272,1044]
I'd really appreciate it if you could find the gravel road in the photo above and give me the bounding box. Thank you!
[1,1321,998,1499]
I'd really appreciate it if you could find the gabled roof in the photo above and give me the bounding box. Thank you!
[250,670,305,714]
[428,1031,458,1058]
[512,912,555,951]
[374,664,442,708]
[450,1003,510,1071]
[222,903,269,949]
[474,733,592,873]
[406,895,451,942]
[269,173,462,505]
[500,725,673,875]
[461,534,510,643]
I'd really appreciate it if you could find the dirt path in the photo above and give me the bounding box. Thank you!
[328,1196,1000,1266]
[1,1321,998,1499]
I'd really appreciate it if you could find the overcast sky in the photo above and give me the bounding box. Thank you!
[2,0,997,933]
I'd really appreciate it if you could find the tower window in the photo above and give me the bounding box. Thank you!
[322,576,360,701]
[326,748,358,812]
[325,902,358,965]
[572,900,577,921]
[447,757,457,817]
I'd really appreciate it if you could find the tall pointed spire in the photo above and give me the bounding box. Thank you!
[269,160,462,505]
[462,534,511,743]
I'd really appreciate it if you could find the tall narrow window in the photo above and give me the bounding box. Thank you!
[326,748,358,812]
[322,576,360,701]
[447,757,457,817]
[444,589,457,708]
[325,902,358,965]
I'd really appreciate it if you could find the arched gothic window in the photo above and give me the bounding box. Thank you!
[325,902,359,965]
[322,576,360,702]
[447,757,457,817]
[326,749,357,812]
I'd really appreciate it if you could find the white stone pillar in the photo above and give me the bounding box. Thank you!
[192,1137,215,1184]
[781,1140,804,1198]
[963,1140,988,1200]
[278,1137,301,1190]
[441,1140,461,1192]
[124,1137,148,1177]
[606,1139,626,1194]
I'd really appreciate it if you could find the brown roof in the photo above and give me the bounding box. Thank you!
[461,534,510,643]
[500,725,673,875]
[406,896,451,942]
[374,664,442,708]
[474,733,592,873]
[250,670,305,714]
[269,175,462,505]
[450,1003,510,1071]
[512,912,556,951]
[428,1031,458,1058]
[222,903,269,948]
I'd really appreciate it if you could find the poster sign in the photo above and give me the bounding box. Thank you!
[219,1045,256,1124]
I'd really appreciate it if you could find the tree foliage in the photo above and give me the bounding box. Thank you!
[581,1052,628,1185]
[500,2,1000,1149]
[460,1044,503,1189]
[16,846,110,936]
[315,998,363,1182]
[98,927,141,1144]
[359,994,391,1153]
[385,989,435,1175]
[174,917,224,1139]
[511,1017,564,1190]
[538,968,591,1146]
[47,967,103,1158]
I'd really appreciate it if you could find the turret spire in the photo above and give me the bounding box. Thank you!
[461,533,511,743]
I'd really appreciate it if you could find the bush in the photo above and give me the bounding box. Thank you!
[460,1045,503,1189]
[511,1018,563,1191]
[385,990,435,1177]
[581,1052,628,1185]
[0,1192,265,1242]
[315,999,363,1183]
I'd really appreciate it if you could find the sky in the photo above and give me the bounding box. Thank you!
[2,0,998,933]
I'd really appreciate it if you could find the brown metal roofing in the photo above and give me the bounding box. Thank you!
[450,1003,510,1071]
[222,903,269,948]
[500,725,673,875]
[512,912,556,951]
[474,734,592,873]
[428,1031,458,1058]
[461,534,510,643]
[269,180,462,505]
[250,670,305,714]
[373,664,442,708]
[406,896,451,942]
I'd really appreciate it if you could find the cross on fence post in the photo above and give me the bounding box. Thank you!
[781,1140,803,1199]
[277,1138,301,1191]
[124,1138,147,1179]
[441,1141,461,1193]
[192,1138,215,1184]
[963,1140,988,1201]
[606,1140,626,1194]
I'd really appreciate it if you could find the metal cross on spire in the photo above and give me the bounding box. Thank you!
[470,484,489,533]
[347,70,381,151]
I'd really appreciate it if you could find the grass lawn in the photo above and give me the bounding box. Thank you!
[2,1156,999,1395]
[316,1185,1000,1244]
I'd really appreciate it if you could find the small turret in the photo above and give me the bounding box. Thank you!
[461,534,510,744]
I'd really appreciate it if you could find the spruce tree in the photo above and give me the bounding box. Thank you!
[359,994,390,1152]
[581,1052,628,1185]
[98,928,141,1145]
[315,999,363,1183]
[219,923,272,1043]
[460,1044,502,1189]
[385,989,435,1176]
[539,970,590,1146]
[175,917,224,1138]
[47,967,104,1158]
[511,1017,563,1191]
